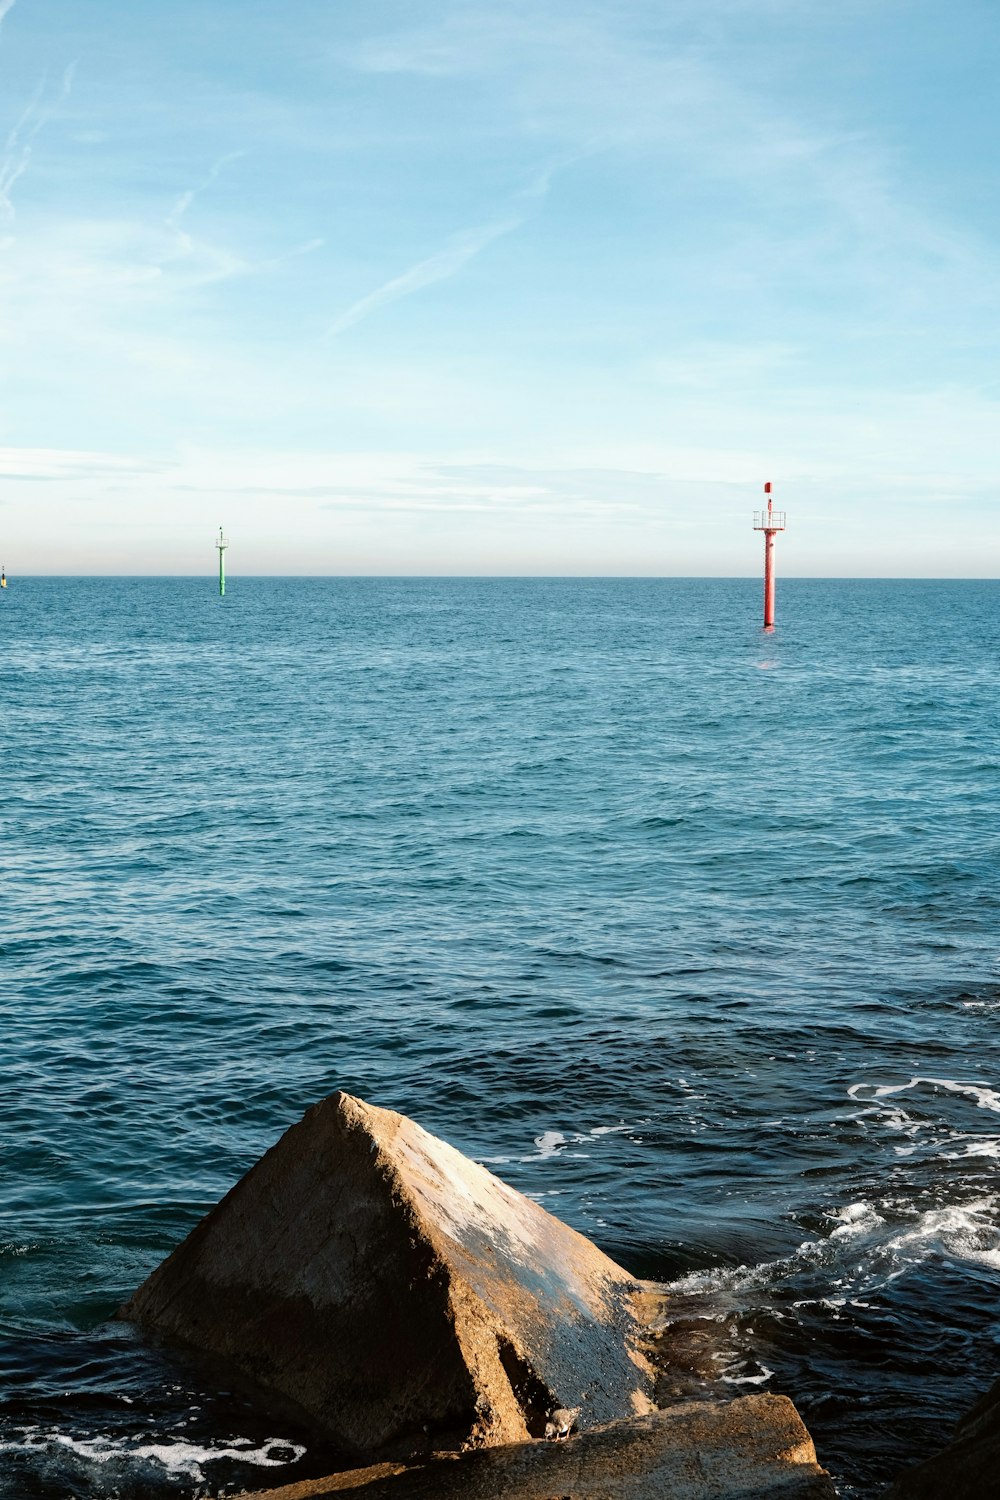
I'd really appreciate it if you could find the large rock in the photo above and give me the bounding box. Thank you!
[121,1092,657,1458]
[232,1397,837,1500]
[887,1373,1000,1499]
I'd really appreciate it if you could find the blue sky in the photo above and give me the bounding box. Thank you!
[0,0,997,574]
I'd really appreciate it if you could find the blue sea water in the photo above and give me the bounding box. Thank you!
[2,576,999,1499]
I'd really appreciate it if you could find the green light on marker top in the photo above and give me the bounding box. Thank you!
[215,526,228,596]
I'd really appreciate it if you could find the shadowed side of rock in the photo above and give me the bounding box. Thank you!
[120,1091,655,1459]
[887,1373,1000,1499]
[122,1094,479,1456]
[232,1396,838,1500]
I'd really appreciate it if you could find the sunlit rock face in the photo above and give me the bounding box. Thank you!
[234,1396,839,1500]
[120,1091,655,1459]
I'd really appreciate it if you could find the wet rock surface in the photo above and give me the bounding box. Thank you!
[232,1396,837,1500]
[121,1092,656,1459]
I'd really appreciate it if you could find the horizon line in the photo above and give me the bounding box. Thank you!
[1,574,998,583]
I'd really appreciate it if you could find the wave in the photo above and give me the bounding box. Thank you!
[848,1076,1000,1114]
[668,1193,1000,1307]
[0,1428,306,1484]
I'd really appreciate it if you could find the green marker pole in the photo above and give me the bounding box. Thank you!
[216,527,228,596]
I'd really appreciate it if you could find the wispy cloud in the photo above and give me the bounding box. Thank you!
[260,235,324,272]
[341,3,998,324]
[326,217,518,337]
[0,61,76,221]
[324,149,584,339]
[0,444,157,481]
[165,150,245,241]
[344,9,570,79]
[0,0,16,35]
[151,151,326,290]
[157,150,251,283]
[0,75,46,220]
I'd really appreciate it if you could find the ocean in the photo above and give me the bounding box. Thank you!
[2,576,999,1498]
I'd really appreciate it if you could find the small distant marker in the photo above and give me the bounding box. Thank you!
[215,527,228,597]
[752,482,786,630]
[0,564,6,589]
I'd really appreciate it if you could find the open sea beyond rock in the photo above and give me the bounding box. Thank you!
[2,576,999,1499]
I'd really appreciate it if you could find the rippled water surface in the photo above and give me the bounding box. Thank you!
[2,577,999,1498]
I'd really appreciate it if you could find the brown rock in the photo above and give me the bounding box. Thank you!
[887,1373,1000,1499]
[232,1396,837,1500]
[120,1092,656,1458]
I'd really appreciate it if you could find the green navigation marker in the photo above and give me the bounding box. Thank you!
[216,527,228,596]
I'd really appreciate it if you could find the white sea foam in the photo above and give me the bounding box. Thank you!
[521,1123,635,1158]
[941,1137,1000,1161]
[482,1122,633,1169]
[721,1364,774,1386]
[848,1077,1000,1113]
[961,994,1000,1012]
[0,1429,306,1482]
[0,1242,33,1257]
[528,1130,567,1159]
[832,1201,880,1231]
[668,1192,1000,1302]
[884,1200,1000,1271]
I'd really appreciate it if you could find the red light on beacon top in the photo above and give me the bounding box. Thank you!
[764,481,772,494]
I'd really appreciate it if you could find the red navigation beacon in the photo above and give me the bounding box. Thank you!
[752,482,786,630]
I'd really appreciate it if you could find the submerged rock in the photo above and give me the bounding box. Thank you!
[232,1396,837,1499]
[887,1373,1000,1499]
[121,1091,656,1458]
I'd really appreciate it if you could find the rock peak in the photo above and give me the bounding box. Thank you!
[121,1091,654,1459]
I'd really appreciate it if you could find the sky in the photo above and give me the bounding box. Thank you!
[0,0,998,575]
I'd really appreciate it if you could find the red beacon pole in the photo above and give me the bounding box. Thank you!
[753,482,786,630]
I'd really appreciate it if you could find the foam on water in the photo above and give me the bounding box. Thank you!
[0,1430,305,1477]
[941,1137,1000,1161]
[672,1194,1000,1303]
[849,1077,1000,1113]
[720,1365,775,1387]
[883,1200,1000,1271]
[526,1130,569,1160]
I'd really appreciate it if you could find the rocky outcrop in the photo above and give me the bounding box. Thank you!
[232,1397,837,1500]
[121,1092,657,1458]
[887,1373,1000,1499]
